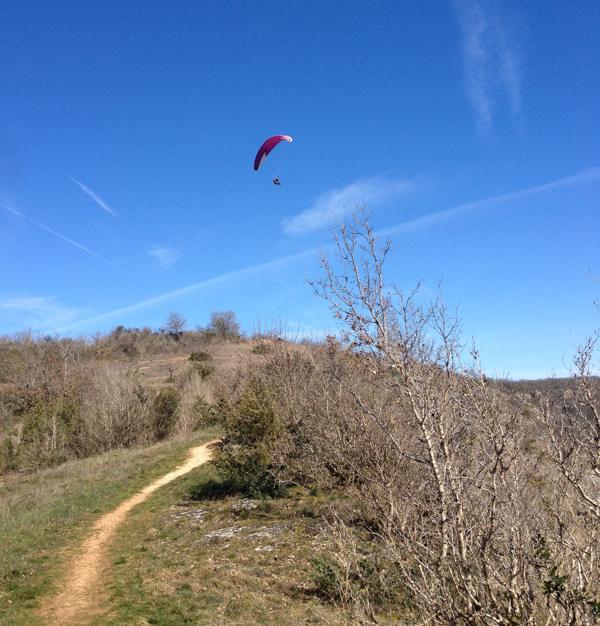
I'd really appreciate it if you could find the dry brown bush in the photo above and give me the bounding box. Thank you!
[247,211,599,624]
[79,364,154,454]
[173,364,216,434]
[0,322,250,473]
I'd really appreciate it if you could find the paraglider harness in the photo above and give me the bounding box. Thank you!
[272,177,281,186]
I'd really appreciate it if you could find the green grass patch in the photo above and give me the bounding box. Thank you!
[0,427,221,626]
[102,465,347,625]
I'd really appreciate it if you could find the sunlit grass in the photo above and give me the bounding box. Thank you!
[0,427,220,626]
[102,464,346,625]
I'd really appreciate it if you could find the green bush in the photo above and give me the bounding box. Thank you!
[311,555,344,602]
[533,534,600,619]
[190,398,222,429]
[192,363,214,379]
[216,377,284,497]
[152,388,179,440]
[251,342,271,355]
[18,399,82,469]
[311,547,406,616]
[0,437,17,473]
[189,351,212,362]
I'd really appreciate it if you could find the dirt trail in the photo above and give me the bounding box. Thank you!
[40,441,216,625]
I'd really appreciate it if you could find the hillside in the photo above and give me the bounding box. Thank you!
[0,319,280,475]
[1,218,598,625]
[2,311,599,624]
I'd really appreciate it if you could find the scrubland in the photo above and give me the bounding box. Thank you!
[215,214,599,624]
[1,213,598,625]
[0,313,250,474]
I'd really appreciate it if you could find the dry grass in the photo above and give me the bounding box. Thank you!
[98,339,283,394]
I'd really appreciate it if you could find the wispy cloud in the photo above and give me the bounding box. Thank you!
[382,166,600,236]
[58,166,600,333]
[453,0,521,132]
[71,177,117,217]
[283,176,415,235]
[149,246,180,269]
[0,201,116,266]
[59,247,320,332]
[0,296,81,331]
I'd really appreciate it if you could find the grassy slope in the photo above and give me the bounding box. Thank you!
[0,427,220,626]
[102,464,346,626]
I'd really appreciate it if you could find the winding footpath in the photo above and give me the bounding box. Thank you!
[39,441,216,625]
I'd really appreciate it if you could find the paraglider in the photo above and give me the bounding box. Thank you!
[253,135,292,185]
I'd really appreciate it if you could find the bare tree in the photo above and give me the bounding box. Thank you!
[253,209,599,624]
[209,310,240,339]
[165,311,186,339]
[533,336,600,624]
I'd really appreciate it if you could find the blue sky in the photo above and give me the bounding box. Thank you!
[1,1,599,378]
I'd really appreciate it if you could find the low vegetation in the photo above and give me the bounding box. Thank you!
[1,213,598,625]
[0,311,245,474]
[103,463,346,625]
[0,430,219,626]
[216,212,599,624]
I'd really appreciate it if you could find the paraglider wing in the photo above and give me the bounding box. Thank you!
[253,135,293,171]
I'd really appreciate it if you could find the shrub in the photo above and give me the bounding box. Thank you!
[192,363,214,379]
[209,311,240,339]
[80,367,153,454]
[251,342,271,355]
[311,524,406,623]
[152,388,179,440]
[190,398,221,429]
[216,377,284,497]
[0,437,17,473]
[311,555,344,602]
[18,399,82,469]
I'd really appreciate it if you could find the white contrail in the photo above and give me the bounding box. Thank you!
[381,166,600,238]
[59,165,600,332]
[71,177,117,217]
[1,201,116,267]
[58,246,320,331]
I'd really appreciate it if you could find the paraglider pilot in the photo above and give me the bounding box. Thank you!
[253,135,293,187]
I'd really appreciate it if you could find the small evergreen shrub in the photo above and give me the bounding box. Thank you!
[251,342,271,355]
[193,363,214,379]
[216,376,284,497]
[152,388,179,440]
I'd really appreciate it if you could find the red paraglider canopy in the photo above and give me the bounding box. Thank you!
[253,135,293,171]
